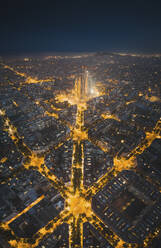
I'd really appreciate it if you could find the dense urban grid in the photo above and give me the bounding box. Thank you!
[0,52,161,248]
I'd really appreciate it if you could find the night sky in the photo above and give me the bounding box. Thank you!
[0,0,161,55]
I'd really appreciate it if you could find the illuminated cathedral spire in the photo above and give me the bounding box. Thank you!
[74,67,95,100]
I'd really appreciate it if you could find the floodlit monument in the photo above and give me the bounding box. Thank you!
[74,68,96,101]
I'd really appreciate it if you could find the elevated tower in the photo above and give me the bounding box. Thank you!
[74,68,95,100]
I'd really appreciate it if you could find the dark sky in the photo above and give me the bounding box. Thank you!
[0,0,161,54]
